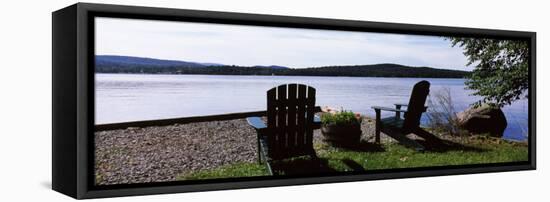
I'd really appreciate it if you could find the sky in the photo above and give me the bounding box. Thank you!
[95,17,473,70]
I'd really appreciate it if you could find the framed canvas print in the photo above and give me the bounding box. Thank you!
[52,3,536,199]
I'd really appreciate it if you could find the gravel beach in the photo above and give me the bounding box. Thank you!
[94,115,386,185]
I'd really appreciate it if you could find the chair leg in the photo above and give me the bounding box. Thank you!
[375,109,381,144]
[257,133,262,164]
[266,161,274,176]
[395,105,401,120]
[258,150,262,164]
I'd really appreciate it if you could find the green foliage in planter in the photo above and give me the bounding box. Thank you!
[321,110,361,125]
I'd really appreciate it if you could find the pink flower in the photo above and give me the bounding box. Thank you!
[322,106,338,114]
[355,113,362,120]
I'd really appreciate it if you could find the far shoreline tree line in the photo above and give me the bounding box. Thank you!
[95,63,471,78]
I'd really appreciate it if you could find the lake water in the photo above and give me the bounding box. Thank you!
[95,73,529,141]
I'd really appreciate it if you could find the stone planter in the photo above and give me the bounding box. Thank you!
[321,122,362,147]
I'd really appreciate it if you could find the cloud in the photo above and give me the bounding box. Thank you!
[96,17,473,70]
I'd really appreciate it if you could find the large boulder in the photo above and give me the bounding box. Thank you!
[456,105,507,137]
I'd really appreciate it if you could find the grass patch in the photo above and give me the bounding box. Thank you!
[316,141,527,171]
[176,162,269,181]
[176,136,528,180]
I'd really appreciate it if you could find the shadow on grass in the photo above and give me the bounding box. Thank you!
[269,131,489,175]
[342,141,386,152]
[413,129,486,153]
[271,157,371,175]
[341,159,366,172]
[324,140,386,152]
[270,141,384,175]
[271,157,336,176]
[416,138,486,153]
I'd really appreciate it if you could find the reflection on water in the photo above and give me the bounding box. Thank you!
[95,73,528,140]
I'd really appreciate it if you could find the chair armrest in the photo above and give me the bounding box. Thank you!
[371,106,408,113]
[393,104,428,111]
[394,103,408,107]
[246,117,267,131]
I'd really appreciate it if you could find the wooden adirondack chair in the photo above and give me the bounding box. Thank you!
[247,84,321,175]
[371,80,430,151]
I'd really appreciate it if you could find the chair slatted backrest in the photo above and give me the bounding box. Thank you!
[402,80,430,131]
[267,84,316,160]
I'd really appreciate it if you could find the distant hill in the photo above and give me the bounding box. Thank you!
[95,55,469,78]
[96,55,207,68]
[96,55,288,70]
[287,63,469,78]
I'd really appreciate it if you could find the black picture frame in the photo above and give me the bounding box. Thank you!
[52,2,536,199]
